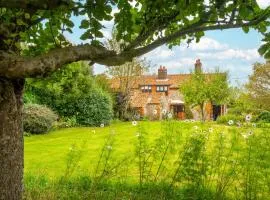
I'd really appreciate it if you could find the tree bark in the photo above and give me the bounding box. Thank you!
[200,103,205,122]
[0,77,24,200]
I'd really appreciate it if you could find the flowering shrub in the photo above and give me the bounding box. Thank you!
[23,104,58,134]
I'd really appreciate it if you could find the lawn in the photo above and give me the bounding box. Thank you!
[24,121,219,176]
[25,121,161,176]
[24,121,270,200]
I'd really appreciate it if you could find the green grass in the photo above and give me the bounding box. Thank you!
[25,121,161,176]
[24,121,270,200]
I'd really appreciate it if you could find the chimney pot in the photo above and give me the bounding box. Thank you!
[158,66,167,79]
[195,59,202,73]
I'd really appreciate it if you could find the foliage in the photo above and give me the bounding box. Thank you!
[180,69,229,121]
[23,104,58,134]
[1,0,269,56]
[25,61,113,126]
[75,90,113,126]
[255,111,270,123]
[246,62,270,110]
[216,114,244,124]
[54,116,78,129]
[106,34,150,120]
[184,105,194,119]
[258,32,270,59]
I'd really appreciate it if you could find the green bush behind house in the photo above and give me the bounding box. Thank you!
[24,62,113,126]
[23,104,58,134]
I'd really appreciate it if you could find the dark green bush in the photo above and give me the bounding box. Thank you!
[75,90,113,126]
[216,114,244,125]
[25,62,113,126]
[23,104,58,134]
[256,111,270,123]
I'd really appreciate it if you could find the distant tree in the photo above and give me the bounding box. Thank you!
[105,33,149,119]
[107,58,149,119]
[246,61,270,110]
[180,70,229,121]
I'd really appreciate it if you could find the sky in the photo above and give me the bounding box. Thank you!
[65,0,270,86]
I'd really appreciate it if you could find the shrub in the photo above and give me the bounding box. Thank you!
[255,111,270,123]
[54,116,78,129]
[75,90,113,126]
[25,62,113,126]
[184,105,193,119]
[23,104,58,134]
[216,114,244,125]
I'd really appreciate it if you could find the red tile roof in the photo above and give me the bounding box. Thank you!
[110,74,192,90]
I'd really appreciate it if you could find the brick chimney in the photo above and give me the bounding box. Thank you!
[158,66,167,79]
[195,59,202,73]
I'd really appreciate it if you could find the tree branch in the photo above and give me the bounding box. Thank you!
[0,7,269,78]
[0,45,115,78]
[95,11,269,66]
[0,0,72,10]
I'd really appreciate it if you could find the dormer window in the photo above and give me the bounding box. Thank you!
[141,85,152,93]
[157,85,168,92]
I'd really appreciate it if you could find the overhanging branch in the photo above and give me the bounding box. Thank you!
[0,44,115,78]
[94,12,269,66]
[0,7,269,78]
[0,0,72,10]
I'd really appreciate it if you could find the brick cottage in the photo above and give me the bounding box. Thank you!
[110,59,227,120]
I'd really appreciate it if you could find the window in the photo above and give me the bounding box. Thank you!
[141,85,152,93]
[157,85,168,92]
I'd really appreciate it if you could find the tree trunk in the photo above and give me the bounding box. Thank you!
[200,103,205,122]
[0,78,24,200]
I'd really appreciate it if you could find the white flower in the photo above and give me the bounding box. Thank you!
[153,110,158,115]
[167,112,173,119]
[228,120,234,125]
[132,121,138,126]
[162,109,167,115]
[248,130,253,136]
[208,128,213,133]
[245,114,252,122]
[106,145,112,150]
[100,124,104,128]
[190,119,195,123]
[252,123,256,127]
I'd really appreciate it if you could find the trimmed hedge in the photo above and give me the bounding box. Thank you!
[23,104,58,134]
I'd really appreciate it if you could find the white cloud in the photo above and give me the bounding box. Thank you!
[145,46,175,59]
[186,37,228,51]
[257,0,270,8]
[197,48,260,61]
